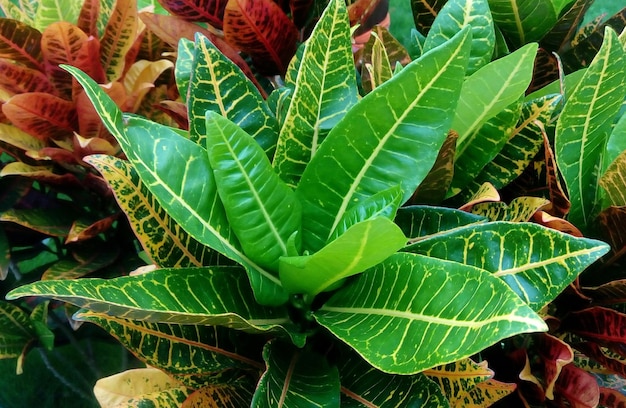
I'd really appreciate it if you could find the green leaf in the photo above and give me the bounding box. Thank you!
[338,347,450,407]
[452,43,537,144]
[423,0,495,75]
[0,208,74,237]
[125,116,287,305]
[7,267,305,346]
[450,98,523,194]
[63,66,288,305]
[252,340,340,407]
[279,217,407,296]
[600,150,626,206]
[273,0,358,187]
[555,28,626,230]
[205,111,301,272]
[466,94,562,193]
[488,0,570,48]
[330,185,403,241]
[76,311,264,387]
[188,33,278,155]
[315,252,546,374]
[84,155,218,268]
[404,222,610,310]
[33,0,81,32]
[394,205,487,239]
[174,37,194,103]
[0,301,36,371]
[297,27,472,252]
[29,301,54,351]
[469,196,550,222]
[606,111,626,168]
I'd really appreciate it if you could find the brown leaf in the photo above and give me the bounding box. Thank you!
[410,0,446,34]
[411,130,457,205]
[531,211,583,237]
[66,214,119,243]
[598,206,626,264]
[537,333,574,400]
[584,279,626,306]
[576,342,626,378]
[224,0,299,75]
[289,0,314,27]
[3,92,77,141]
[0,18,43,70]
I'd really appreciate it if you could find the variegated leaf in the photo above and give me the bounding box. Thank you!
[84,155,218,268]
[274,0,358,187]
[188,33,278,154]
[7,267,305,345]
[76,311,264,387]
[296,27,472,252]
[395,205,486,240]
[423,0,495,75]
[404,221,610,310]
[555,28,626,230]
[315,252,546,374]
[0,18,43,70]
[99,0,138,82]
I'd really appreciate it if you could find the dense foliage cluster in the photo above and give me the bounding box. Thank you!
[1,0,626,407]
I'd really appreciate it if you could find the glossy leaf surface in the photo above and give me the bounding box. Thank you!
[205,111,300,272]
[252,340,340,407]
[339,348,449,407]
[316,252,546,374]
[77,311,264,387]
[273,0,358,187]
[7,267,304,344]
[423,0,494,75]
[64,66,287,305]
[395,205,486,239]
[297,27,471,252]
[452,43,537,144]
[404,222,609,310]
[85,155,216,268]
[279,217,406,296]
[158,0,227,27]
[188,34,278,153]
[555,28,626,229]
[0,18,43,70]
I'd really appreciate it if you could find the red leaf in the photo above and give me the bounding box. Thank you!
[553,364,600,408]
[157,0,228,28]
[0,18,43,70]
[224,0,299,75]
[0,59,55,94]
[563,306,626,344]
[77,0,100,38]
[538,333,574,400]
[41,22,105,99]
[140,11,265,96]
[599,387,626,408]
[2,93,77,141]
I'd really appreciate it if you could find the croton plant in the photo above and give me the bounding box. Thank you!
[2,0,626,406]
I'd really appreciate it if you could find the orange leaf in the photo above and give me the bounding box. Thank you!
[599,387,626,408]
[100,0,138,82]
[77,0,100,37]
[0,59,54,94]
[3,92,77,141]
